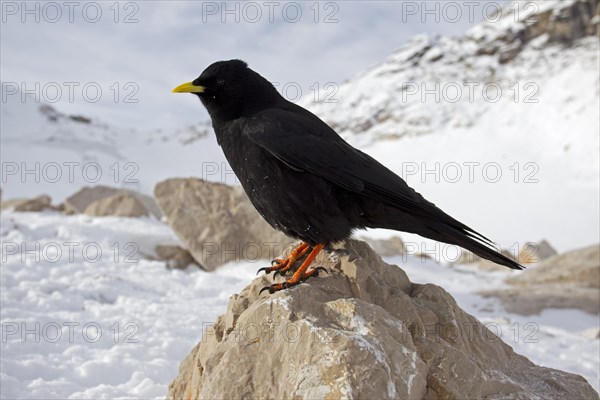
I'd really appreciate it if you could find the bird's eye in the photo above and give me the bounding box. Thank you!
[216,78,225,86]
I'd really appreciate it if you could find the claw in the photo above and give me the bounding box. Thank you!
[256,267,271,275]
[259,286,274,295]
[314,266,328,275]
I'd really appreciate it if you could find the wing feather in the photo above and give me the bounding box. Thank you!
[243,106,494,246]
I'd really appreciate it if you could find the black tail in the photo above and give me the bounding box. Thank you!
[422,220,524,270]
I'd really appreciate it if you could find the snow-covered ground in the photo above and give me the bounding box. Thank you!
[1,211,598,398]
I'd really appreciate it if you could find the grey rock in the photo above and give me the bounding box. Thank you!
[1,195,52,212]
[509,244,599,288]
[518,239,559,264]
[62,185,162,218]
[154,178,295,271]
[482,244,600,315]
[168,240,598,400]
[84,193,150,218]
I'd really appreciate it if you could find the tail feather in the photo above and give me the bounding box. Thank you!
[427,222,524,270]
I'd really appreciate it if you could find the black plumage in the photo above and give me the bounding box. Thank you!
[173,59,523,291]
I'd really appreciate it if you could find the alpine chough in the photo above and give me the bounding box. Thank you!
[173,59,523,294]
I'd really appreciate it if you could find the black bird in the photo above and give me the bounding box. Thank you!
[173,59,523,293]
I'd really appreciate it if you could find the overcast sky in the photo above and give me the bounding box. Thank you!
[1,1,508,130]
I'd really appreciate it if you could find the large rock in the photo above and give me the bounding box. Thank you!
[0,195,52,212]
[63,185,162,218]
[154,178,294,271]
[481,244,600,315]
[167,240,598,400]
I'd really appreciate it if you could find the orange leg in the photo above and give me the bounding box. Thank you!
[257,242,309,276]
[260,244,325,294]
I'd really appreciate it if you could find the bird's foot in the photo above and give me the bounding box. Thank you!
[259,267,328,294]
[256,242,309,276]
[259,244,325,295]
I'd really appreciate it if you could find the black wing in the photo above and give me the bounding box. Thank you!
[242,105,494,246]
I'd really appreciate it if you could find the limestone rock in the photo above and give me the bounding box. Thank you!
[0,195,52,212]
[154,244,197,270]
[481,244,600,315]
[84,193,149,218]
[508,244,599,288]
[154,178,295,271]
[168,240,598,400]
[63,185,162,218]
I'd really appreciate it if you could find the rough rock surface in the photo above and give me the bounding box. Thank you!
[154,178,294,271]
[167,240,598,400]
[481,244,600,315]
[63,185,162,218]
[154,244,197,270]
[84,193,150,218]
[0,195,52,212]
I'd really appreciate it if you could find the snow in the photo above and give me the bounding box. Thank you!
[0,211,258,399]
[1,211,598,398]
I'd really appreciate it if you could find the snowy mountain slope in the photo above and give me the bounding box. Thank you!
[300,0,599,144]
[0,91,230,202]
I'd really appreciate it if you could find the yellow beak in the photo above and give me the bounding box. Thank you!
[172,82,206,93]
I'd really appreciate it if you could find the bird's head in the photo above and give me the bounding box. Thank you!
[172,59,280,122]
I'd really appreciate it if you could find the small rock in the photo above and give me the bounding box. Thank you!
[62,185,162,218]
[518,239,559,264]
[1,195,52,212]
[481,244,600,315]
[580,327,600,340]
[509,244,599,288]
[155,244,197,270]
